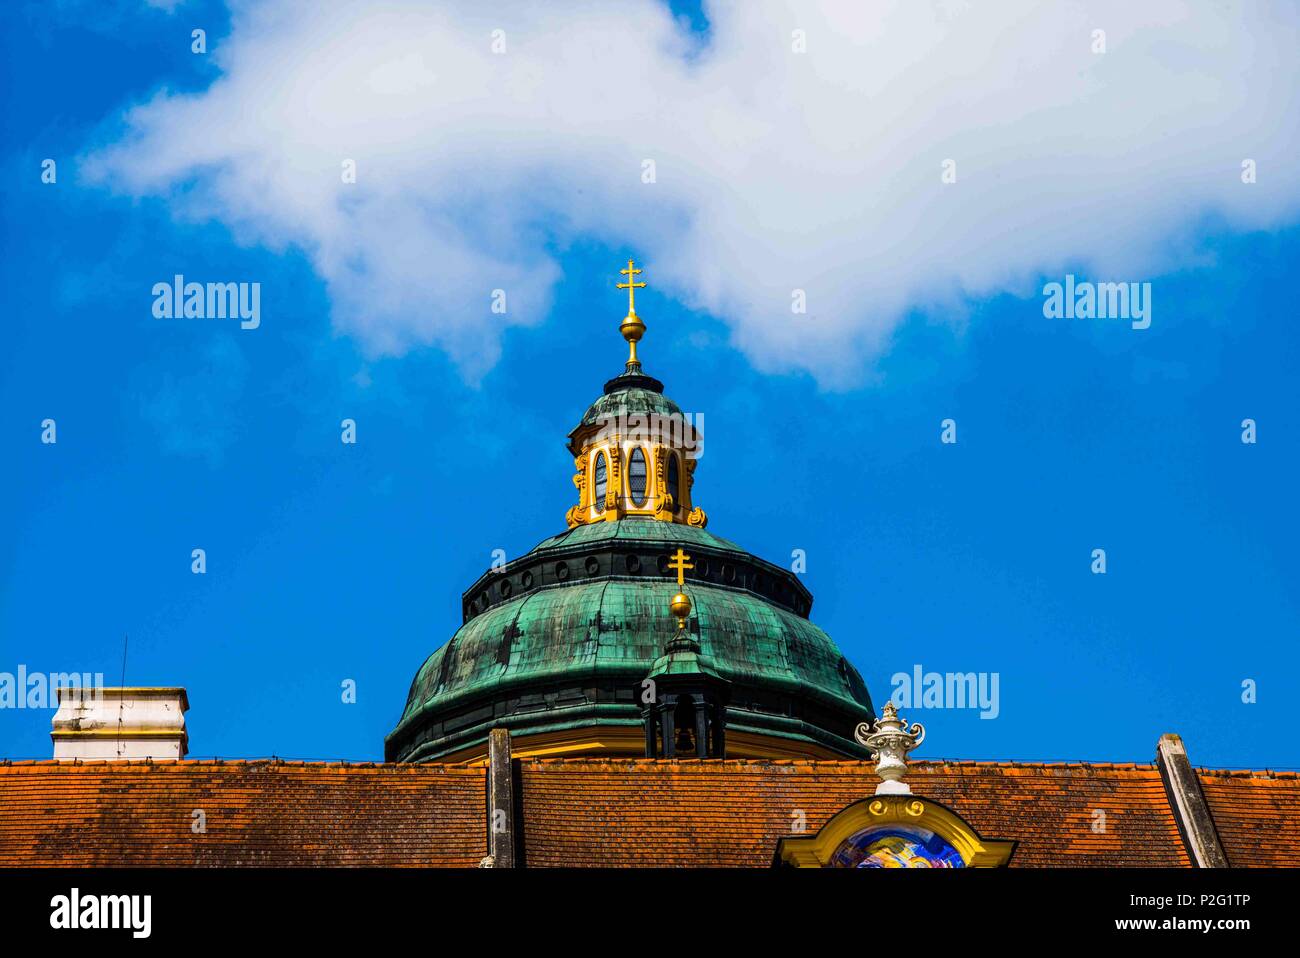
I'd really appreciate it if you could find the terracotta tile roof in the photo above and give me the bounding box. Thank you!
[1196,768,1300,867]
[517,758,1191,867]
[3,756,1292,867]
[0,760,486,867]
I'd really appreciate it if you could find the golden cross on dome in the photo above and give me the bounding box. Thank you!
[667,548,693,586]
[616,258,646,315]
[615,259,648,372]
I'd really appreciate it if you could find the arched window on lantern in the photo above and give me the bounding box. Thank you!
[628,447,648,505]
[593,452,607,512]
[666,453,680,505]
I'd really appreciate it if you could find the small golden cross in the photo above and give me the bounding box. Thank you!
[667,548,693,586]
[616,258,646,314]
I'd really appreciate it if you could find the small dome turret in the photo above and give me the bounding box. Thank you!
[564,259,707,530]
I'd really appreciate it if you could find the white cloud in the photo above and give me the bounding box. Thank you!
[82,0,1300,386]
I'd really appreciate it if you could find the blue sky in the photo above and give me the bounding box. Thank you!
[1,1,1297,769]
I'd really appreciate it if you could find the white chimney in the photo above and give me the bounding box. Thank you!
[52,687,189,760]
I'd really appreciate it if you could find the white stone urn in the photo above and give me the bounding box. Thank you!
[855,702,926,795]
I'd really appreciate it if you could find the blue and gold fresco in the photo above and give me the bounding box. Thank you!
[831,827,965,868]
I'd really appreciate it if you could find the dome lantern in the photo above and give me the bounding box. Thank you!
[564,259,707,530]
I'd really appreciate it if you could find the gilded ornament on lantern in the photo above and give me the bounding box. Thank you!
[653,448,675,519]
[605,445,621,515]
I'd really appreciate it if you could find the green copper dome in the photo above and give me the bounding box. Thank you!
[567,370,686,454]
[386,265,874,763]
[577,385,682,429]
[385,519,873,763]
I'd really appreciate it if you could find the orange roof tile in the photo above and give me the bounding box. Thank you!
[1196,769,1300,867]
[3,756,1293,868]
[0,760,486,867]
[516,758,1190,867]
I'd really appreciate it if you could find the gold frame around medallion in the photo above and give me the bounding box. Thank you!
[775,794,1017,868]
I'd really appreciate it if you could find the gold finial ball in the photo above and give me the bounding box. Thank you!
[620,312,645,344]
[670,591,692,620]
